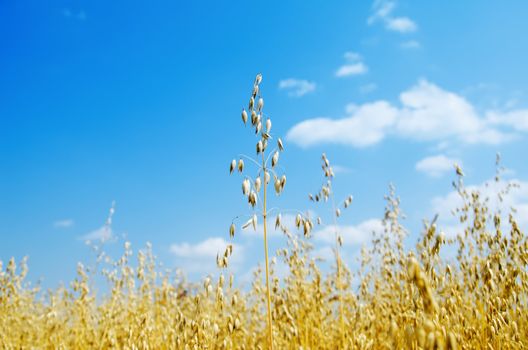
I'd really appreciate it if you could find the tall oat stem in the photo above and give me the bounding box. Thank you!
[228,73,285,350]
[261,154,274,350]
[311,153,352,348]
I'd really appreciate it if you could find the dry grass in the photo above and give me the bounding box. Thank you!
[1,75,527,349]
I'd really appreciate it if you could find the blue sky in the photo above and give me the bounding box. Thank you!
[2,1,528,287]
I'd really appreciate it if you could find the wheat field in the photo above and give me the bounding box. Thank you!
[1,75,527,349]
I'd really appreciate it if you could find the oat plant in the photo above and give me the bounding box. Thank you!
[309,153,353,347]
[227,73,285,350]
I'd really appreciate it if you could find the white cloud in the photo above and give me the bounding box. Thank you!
[287,101,397,148]
[368,1,417,33]
[415,155,461,178]
[170,237,244,274]
[314,219,384,246]
[278,78,316,97]
[431,178,528,237]
[401,40,421,49]
[335,52,368,78]
[80,226,113,242]
[395,80,482,140]
[54,219,74,228]
[386,17,417,33]
[170,237,233,258]
[336,63,368,77]
[287,79,519,148]
[486,109,528,132]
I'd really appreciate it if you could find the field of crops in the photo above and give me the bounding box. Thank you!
[1,75,527,349]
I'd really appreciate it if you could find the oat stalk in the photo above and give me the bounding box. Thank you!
[228,73,286,350]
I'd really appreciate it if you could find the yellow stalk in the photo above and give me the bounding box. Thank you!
[262,156,274,350]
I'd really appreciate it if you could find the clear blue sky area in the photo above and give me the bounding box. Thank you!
[1,1,528,287]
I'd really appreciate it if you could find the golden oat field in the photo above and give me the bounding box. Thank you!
[1,75,527,350]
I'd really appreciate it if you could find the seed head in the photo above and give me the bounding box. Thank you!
[264,171,271,184]
[242,218,252,230]
[303,220,311,237]
[257,97,264,112]
[295,214,302,228]
[241,109,248,124]
[249,96,254,111]
[217,253,225,268]
[277,138,284,151]
[344,195,353,208]
[455,163,464,177]
[248,191,257,207]
[238,159,244,172]
[271,151,279,167]
[229,223,235,238]
[266,118,272,132]
[275,214,282,229]
[230,159,236,174]
[256,140,263,154]
[242,179,250,195]
[254,177,262,192]
[407,257,419,280]
[274,178,282,195]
